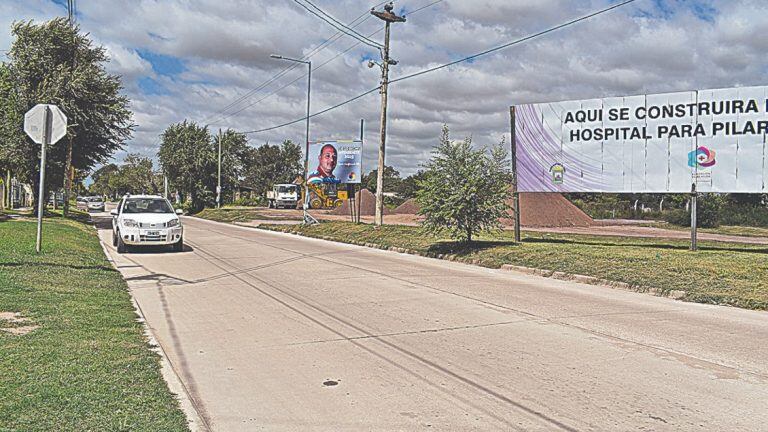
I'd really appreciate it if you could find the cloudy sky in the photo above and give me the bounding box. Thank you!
[2,0,767,175]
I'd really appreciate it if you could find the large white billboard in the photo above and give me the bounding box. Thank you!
[515,85,768,193]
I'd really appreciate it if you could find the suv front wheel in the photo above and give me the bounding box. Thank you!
[116,232,128,254]
[173,237,184,252]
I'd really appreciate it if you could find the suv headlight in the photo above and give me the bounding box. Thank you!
[123,219,138,228]
[167,219,179,228]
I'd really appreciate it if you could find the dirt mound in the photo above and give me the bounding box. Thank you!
[331,188,390,216]
[393,198,420,214]
[502,192,593,228]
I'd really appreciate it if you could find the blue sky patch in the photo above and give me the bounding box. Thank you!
[138,76,167,95]
[137,49,185,76]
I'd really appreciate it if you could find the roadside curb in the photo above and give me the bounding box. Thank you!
[191,216,685,301]
[94,226,207,432]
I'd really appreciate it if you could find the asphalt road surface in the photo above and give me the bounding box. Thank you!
[95,215,768,431]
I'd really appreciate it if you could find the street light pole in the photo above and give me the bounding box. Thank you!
[371,2,406,227]
[270,54,315,224]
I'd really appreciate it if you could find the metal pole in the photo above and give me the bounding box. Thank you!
[374,22,392,227]
[164,175,168,200]
[510,106,521,243]
[690,183,698,251]
[217,128,222,208]
[304,61,313,224]
[36,106,51,253]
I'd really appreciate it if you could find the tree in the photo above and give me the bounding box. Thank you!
[362,165,401,194]
[396,170,426,199]
[216,129,251,203]
[1,18,134,215]
[242,140,303,198]
[158,121,215,212]
[416,125,510,243]
[111,154,161,196]
[89,163,119,198]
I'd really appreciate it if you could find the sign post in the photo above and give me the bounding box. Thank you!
[690,183,698,251]
[24,104,67,253]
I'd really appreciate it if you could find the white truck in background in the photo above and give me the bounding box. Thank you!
[266,184,299,209]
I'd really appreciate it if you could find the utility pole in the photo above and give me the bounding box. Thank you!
[371,2,405,227]
[217,128,222,208]
[63,0,77,217]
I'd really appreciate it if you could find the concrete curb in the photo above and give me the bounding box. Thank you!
[209,219,685,301]
[95,227,207,432]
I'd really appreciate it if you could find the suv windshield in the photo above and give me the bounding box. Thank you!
[277,186,296,193]
[122,198,173,214]
[88,197,103,202]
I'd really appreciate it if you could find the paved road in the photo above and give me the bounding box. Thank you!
[96,216,768,431]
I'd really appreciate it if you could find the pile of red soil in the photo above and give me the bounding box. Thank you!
[393,198,420,214]
[502,192,593,228]
[331,188,390,216]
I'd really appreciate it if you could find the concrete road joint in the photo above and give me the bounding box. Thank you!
[95,227,209,432]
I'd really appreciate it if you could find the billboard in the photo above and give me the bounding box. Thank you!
[515,85,768,193]
[307,140,362,184]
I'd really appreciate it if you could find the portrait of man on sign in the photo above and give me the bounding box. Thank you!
[307,143,340,184]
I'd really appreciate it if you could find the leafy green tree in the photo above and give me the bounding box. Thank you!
[416,125,510,243]
[362,165,401,194]
[216,130,251,203]
[242,140,303,198]
[1,18,133,214]
[396,170,426,199]
[158,121,215,212]
[110,154,161,196]
[89,163,119,198]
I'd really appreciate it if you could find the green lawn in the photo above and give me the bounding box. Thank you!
[0,216,189,431]
[646,223,768,238]
[258,221,768,310]
[196,206,302,223]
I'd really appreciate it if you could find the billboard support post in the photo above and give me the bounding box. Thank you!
[690,183,698,251]
[510,106,521,243]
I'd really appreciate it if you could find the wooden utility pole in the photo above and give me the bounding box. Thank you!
[371,2,405,226]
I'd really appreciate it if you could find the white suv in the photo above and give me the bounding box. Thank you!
[111,195,184,253]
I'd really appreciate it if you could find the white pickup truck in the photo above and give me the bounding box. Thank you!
[266,184,299,209]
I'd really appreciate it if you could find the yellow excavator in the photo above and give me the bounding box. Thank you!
[298,180,347,209]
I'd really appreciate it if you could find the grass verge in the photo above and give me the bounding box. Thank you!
[0,216,189,431]
[258,221,768,311]
[645,222,768,238]
[196,206,302,223]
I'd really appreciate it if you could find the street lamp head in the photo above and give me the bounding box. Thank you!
[367,60,376,69]
[270,54,284,59]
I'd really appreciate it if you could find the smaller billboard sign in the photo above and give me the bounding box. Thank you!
[307,140,362,184]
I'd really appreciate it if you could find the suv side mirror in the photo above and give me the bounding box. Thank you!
[110,209,118,216]
[175,209,184,215]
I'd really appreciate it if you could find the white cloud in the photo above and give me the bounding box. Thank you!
[2,0,767,175]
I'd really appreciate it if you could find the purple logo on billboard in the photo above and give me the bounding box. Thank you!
[688,146,716,168]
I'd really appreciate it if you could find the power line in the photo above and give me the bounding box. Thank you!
[293,0,383,49]
[390,0,638,85]
[242,87,381,134]
[211,26,385,125]
[404,0,444,16]
[242,0,638,135]
[201,1,387,125]
[215,0,443,126]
